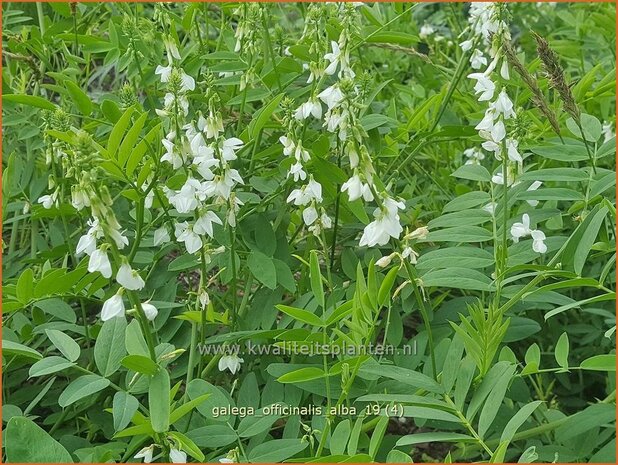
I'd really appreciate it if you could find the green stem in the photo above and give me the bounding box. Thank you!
[402,259,437,379]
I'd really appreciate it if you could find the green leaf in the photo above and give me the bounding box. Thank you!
[518,188,584,202]
[554,332,569,370]
[478,364,517,438]
[330,420,351,455]
[149,369,170,433]
[121,354,159,375]
[358,364,444,393]
[369,416,389,460]
[45,329,81,362]
[580,354,616,371]
[310,250,325,308]
[378,266,399,306]
[94,317,127,377]
[3,94,57,111]
[566,113,602,141]
[186,424,237,448]
[107,107,134,158]
[29,356,75,377]
[277,367,326,383]
[443,191,491,212]
[425,226,492,243]
[571,206,608,275]
[500,400,543,443]
[118,112,148,166]
[5,417,73,462]
[248,439,308,462]
[396,432,475,446]
[556,403,615,441]
[420,268,492,291]
[276,304,324,327]
[16,268,34,304]
[170,393,211,424]
[248,93,284,138]
[519,168,588,182]
[247,251,277,289]
[417,247,494,270]
[65,81,93,115]
[2,340,43,360]
[113,391,139,432]
[58,375,110,407]
[452,164,491,182]
[237,405,282,438]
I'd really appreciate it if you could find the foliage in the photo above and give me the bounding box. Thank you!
[2,2,616,463]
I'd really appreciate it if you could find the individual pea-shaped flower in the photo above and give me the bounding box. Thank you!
[88,246,112,278]
[218,354,244,375]
[169,448,187,464]
[116,262,145,290]
[101,289,125,321]
[141,301,158,321]
[134,445,155,463]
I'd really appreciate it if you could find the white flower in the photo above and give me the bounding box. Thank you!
[460,39,473,52]
[375,254,393,268]
[294,99,322,120]
[289,161,307,182]
[483,202,497,214]
[511,213,537,244]
[101,292,125,321]
[76,219,102,256]
[467,73,496,101]
[153,227,170,246]
[180,71,195,92]
[221,137,244,161]
[194,211,223,238]
[175,221,202,254]
[500,59,510,80]
[169,448,187,464]
[219,459,234,464]
[531,229,547,253]
[71,188,90,211]
[88,248,112,278]
[324,41,342,75]
[155,64,173,83]
[525,181,543,207]
[204,111,224,139]
[302,205,319,226]
[287,177,322,206]
[359,196,405,247]
[464,147,485,165]
[341,175,373,202]
[135,445,155,463]
[492,89,516,119]
[602,121,615,142]
[198,289,210,309]
[318,85,344,110]
[116,263,145,290]
[37,191,58,209]
[218,354,244,374]
[419,24,435,39]
[401,246,419,264]
[168,180,199,214]
[141,301,158,321]
[505,138,522,162]
[405,226,429,241]
[161,136,183,169]
[279,135,295,156]
[470,49,487,69]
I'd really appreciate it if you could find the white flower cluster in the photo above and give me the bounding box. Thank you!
[288,3,405,248]
[155,35,241,256]
[461,3,547,254]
